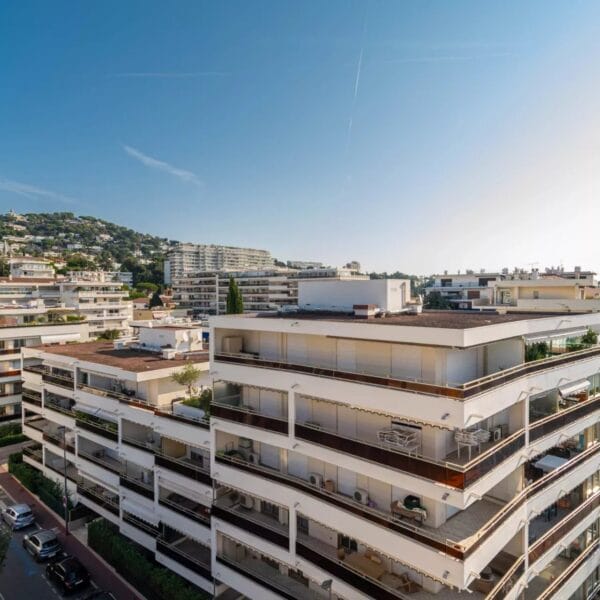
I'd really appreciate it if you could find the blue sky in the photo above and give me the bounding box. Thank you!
[2,1,600,273]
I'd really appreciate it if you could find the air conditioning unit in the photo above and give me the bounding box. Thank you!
[238,438,253,450]
[309,473,323,487]
[239,495,254,510]
[492,426,503,442]
[354,488,369,505]
[247,452,260,465]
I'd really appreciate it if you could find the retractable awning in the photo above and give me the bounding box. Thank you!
[40,333,82,344]
[524,328,589,344]
[121,498,159,526]
[558,379,590,398]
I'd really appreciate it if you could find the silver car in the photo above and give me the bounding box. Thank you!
[22,529,61,562]
[2,503,34,530]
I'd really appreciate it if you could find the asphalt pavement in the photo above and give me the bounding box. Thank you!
[0,519,94,600]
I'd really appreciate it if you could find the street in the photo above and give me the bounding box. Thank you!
[0,462,140,600]
[0,520,95,600]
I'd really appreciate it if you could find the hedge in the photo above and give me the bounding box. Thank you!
[88,519,209,600]
[8,452,73,516]
[0,434,27,448]
[0,422,21,438]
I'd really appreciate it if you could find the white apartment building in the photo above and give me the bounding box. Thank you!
[9,257,55,279]
[425,272,502,309]
[20,324,213,594]
[67,271,134,286]
[0,277,133,337]
[165,243,274,284]
[491,272,600,313]
[0,301,89,421]
[209,279,600,600]
[172,267,369,315]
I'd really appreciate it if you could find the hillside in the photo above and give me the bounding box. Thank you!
[0,211,175,285]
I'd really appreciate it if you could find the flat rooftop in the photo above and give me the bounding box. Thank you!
[257,310,565,329]
[36,341,208,372]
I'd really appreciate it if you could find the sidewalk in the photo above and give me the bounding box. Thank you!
[0,466,143,600]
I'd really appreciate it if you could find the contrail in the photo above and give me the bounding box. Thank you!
[345,12,367,154]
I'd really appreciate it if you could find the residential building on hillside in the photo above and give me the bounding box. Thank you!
[9,257,55,279]
[20,324,213,594]
[67,271,134,286]
[165,243,274,284]
[209,279,600,600]
[172,267,369,314]
[0,277,133,337]
[0,300,89,421]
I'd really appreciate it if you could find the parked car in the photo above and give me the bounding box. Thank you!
[46,555,90,595]
[2,503,34,530]
[22,529,61,561]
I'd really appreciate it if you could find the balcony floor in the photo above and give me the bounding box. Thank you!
[215,495,288,534]
[524,556,571,599]
[424,498,502,545]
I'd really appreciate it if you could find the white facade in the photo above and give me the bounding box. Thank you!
[209,282,600,600]
[0,300,89,420]
[172,268,369,315]
[167,243,274,282]
[21,325,213,594]
[425,273,500,309]
[9,257,55,279]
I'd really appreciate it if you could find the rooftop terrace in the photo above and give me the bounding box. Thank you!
[36,341,208,372]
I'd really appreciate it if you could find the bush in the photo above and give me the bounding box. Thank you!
[0,422,22,437]
[8,452,72,515]
[88,519,209,600]
[0,434,27,447]
[525,342,549,362]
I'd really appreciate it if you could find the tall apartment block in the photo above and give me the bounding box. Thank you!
[20,325,214,594]
[165,243,274,284]
[209,279,600,600]
[172,267,368,314]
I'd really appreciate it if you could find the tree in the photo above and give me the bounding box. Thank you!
[424,291,451,310]
[171,363,202,398]
[137,282,159,293]
[226,278,244,314]
[149,290,163,308]
[0,259,8,277]
[98,329,121,340]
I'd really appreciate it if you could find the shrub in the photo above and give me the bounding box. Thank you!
[0,422,22,437]
[88,519,209,600]
[581,328,598,346]
[0,434,27,447]
[8,452,72,514]
[525,342,549,362]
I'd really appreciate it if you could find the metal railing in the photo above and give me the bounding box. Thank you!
[215,343,600,399]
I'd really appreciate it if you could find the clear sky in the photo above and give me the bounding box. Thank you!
[2,1,600,274]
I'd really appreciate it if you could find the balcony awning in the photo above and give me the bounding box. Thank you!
[40,333,82,344]
[558,379,590,398]
[121,498,159,526]
[524,328,589,344]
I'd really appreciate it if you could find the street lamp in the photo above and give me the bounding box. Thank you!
[62,427,69,536]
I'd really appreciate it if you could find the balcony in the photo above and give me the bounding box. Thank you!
[212,402,288,434]
[122,511,159,537]
[22,443,43,464]
[153,401,210,430]
[216,440,600,562]
[45,450,78,482]
[213,488,289,548]
[158,489,211,525]
[120,473,155,500]
[154,449,211,485]
[156,526,211,579]
[217,538,331,600]
[77,480,120,516]
[214,343,600,400]
[78,446,123,475]
[525,538,600,599]
[44,393,75,417]
[42,369,74,390]
[22,388,42,407]
[77,382,151,410]
[75,412,118,441]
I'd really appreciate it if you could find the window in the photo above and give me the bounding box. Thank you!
[260,501,279,520]
[533,290,539,299]
[297,516,309,534]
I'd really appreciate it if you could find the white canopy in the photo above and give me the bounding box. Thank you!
[558,379,590,398]
[534,454,569,473]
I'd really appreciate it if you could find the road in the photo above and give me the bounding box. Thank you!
[0,467,140,600]
[0,441,27,465]
[0,520,95,600]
